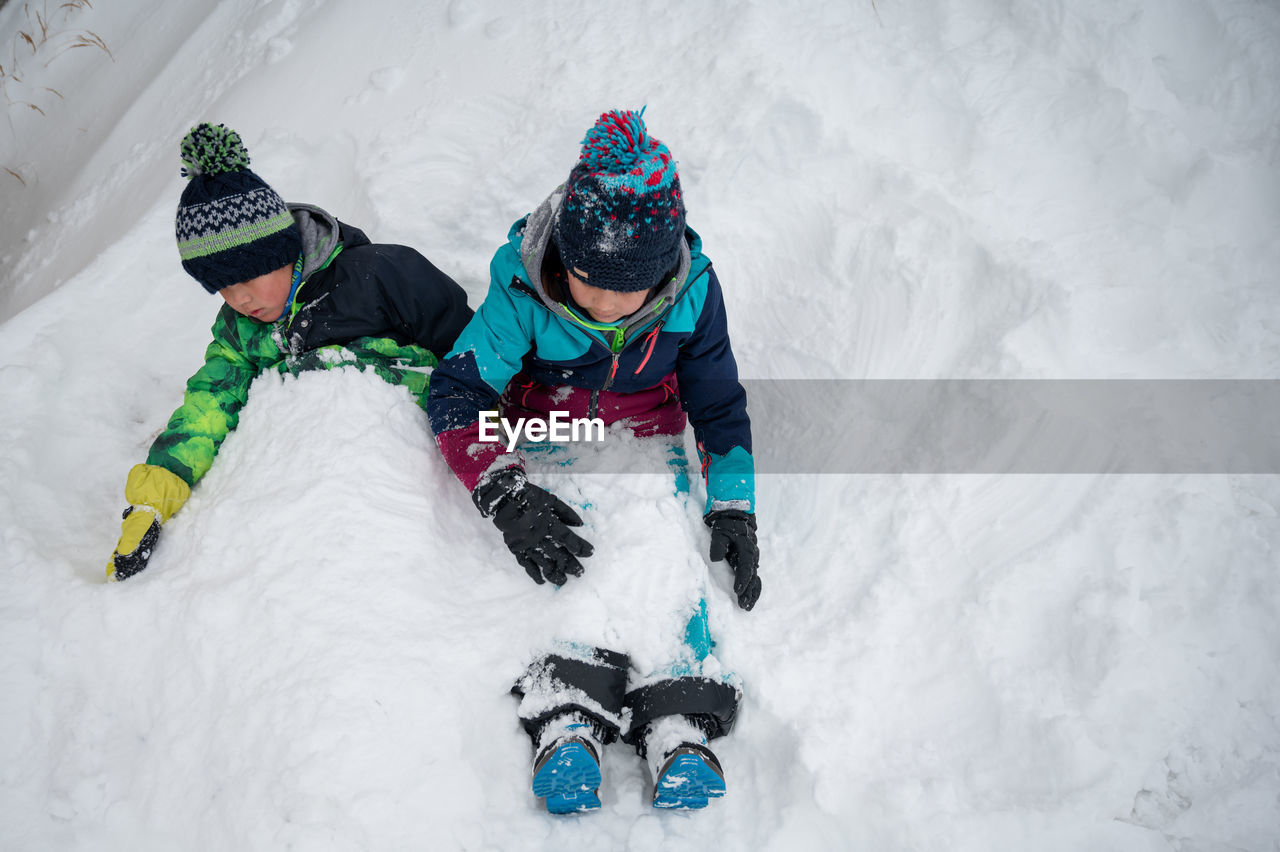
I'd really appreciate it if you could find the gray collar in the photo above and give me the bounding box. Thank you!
[287,203,342,279]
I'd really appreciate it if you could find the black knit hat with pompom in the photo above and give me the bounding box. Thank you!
[552,108,686,293]
[174,123,300,293]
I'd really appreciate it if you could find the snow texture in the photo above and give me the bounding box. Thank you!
[2,1,1279,850]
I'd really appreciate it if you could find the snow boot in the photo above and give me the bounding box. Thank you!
[531,712,605,814]
[644,715,726,809]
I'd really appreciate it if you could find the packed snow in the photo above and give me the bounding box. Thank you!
[2,0,1279,849]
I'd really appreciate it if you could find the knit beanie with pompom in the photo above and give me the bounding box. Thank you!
[174,123,301,293]
[552,108,686,294]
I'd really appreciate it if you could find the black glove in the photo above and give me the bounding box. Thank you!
[705,509,761,611]
[472,468,593,586]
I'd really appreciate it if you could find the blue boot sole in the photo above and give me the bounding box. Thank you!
[532,740,602,814]
[653,750,726,809]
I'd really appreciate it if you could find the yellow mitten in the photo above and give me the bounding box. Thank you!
[107,464,191,581]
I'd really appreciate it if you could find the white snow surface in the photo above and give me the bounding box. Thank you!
[2,1,1280,850]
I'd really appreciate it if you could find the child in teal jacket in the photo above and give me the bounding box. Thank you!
[427,109,760,814]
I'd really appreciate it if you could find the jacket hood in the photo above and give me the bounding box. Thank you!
[288,203,368,279]
[516,187,692,337]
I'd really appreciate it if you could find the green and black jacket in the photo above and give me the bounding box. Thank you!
[146,204,473,487]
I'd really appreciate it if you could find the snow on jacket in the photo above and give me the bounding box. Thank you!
[147,204,473,487]
[426,187,754,514]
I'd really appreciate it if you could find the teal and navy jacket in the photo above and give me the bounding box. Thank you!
[147,204,472,487]
[426,188,754,514]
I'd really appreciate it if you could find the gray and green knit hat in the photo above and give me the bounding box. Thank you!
[174,123,300,293]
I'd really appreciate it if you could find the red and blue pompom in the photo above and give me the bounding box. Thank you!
[578,108,678,193]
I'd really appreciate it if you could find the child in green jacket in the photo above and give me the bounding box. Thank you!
[106,124,472,581]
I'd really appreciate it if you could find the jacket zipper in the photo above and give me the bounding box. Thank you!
[596,315,668,406]
[601,355,621,389]
[288,244,344,323]
[597,327,626,395]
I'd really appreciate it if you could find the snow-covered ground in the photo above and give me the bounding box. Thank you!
[2,1,1279,849]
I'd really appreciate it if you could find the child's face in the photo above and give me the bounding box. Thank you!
[566,270,650,324]
[219,263,295,322]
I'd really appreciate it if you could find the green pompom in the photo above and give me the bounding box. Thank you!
[179,123,250,179]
